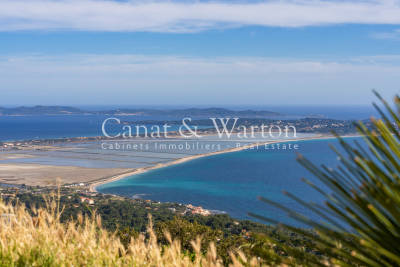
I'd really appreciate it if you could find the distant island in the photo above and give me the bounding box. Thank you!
[0,106,83,115]
[0,106,281,117]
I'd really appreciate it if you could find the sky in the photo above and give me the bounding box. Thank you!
[0,0,399,106]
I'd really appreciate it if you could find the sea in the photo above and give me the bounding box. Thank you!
[97,137,361,226]
[0,105,377,141]
[0,106,374,226]
[0,114,204,142]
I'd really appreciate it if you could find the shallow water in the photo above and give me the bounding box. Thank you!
[97,137,362,226]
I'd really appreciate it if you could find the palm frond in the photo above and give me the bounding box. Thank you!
[251,93,400,266]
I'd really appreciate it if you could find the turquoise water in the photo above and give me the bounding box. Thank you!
[97,138,361,225]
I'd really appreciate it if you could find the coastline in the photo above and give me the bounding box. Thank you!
[89,134,360,192]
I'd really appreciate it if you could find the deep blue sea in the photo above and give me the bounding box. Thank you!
[0,115,192,141]
[0,107,370,226]
[0,115,106,141]
[0,105,376,141]
[97,137,362,226]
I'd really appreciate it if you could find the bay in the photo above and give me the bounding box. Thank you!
[97,137,361,226]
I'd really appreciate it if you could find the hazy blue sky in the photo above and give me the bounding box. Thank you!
[0,0,399,106]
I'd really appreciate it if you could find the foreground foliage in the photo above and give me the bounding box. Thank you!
[10,190,323,265]
[252,92,400,266]
[0,199,265,267]
[3,93,397,266]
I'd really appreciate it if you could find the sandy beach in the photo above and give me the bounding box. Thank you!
[0,133,360,189]
[89,134,354,192]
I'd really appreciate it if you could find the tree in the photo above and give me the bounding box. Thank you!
[251,92,400,266]
[156,217,224,253]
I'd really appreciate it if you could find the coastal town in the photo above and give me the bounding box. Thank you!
[0,117,365,191]
[0,183,216,217]
[0,116,370,152]
[1,0,399,264]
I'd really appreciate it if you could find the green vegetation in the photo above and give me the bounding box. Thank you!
[8,190,321,265]
[0,199,246,266]
[251,92,400,266]
[1,93,399,266]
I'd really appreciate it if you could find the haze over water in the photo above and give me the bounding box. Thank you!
[0,105,377,141]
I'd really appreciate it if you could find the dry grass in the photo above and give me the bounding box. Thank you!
[0,199,261,267]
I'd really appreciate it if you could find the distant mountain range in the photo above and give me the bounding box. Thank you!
[0,106,281,117]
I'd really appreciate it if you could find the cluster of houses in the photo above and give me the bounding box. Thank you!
[0,182,216,218]
[0,184,98,207]
[0,140,50,150]
[1,142,19,149]
[79,196,95,205]
[185,204,211,216]
[65,183,86,188]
